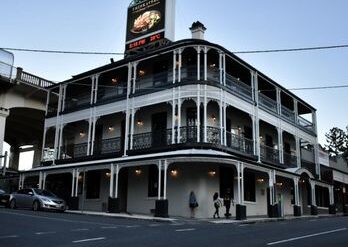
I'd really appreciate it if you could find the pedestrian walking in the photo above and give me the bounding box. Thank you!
[189,191,198,218]
[213,192,222,219]
[223,189,232,218]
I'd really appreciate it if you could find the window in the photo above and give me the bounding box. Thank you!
[316,186,329,208]
[244,171,256,202]
[86,171,101,199]
[148,165,163,197]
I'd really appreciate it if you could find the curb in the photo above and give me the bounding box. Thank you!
[210,214,344,225]
[65,210,177,223]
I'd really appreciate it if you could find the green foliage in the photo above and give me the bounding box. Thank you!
[325,126,348,160]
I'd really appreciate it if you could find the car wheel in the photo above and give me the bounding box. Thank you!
[32,200,40,211]
[9,199,16,209]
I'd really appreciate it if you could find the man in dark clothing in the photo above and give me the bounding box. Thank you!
[223,189,232,218]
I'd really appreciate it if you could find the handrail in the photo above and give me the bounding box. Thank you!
[260,144,280,164]
[226,131,254,155]
[258,93,277,113]
[225,73,253,100]
[19,70,54,88]
[281,106,295,123]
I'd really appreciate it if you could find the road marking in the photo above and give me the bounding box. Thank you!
[0,235,18,239]
[101,226,118,229]
[126,225,140,228]
[35,231,56,235]
[309,219,318,222]
[72,237,106,243]
[267,228,347,246]
[149,224,161,227]
[71,228,89,232]
[175,228,196,232]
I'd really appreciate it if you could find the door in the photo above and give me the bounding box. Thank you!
[152,112,167,148]
[22,189,34,208]
[118,168,128,212]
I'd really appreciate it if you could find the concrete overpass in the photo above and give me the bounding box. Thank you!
[0,49,54,180]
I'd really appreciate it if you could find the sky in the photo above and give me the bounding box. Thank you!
[1,0,348,163]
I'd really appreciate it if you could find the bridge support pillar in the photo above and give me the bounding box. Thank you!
[0,108,9,167]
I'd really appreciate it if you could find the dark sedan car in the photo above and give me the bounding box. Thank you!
[0,189,10,207]
[9,188,66,212]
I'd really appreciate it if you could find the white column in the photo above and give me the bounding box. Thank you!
[197,87,201,142]
[86,113,93,155]
[130,108,135,150]
[240,163,244,204]
[178,49,182,83]
[90,116,97,155]
[18,174,22,190]
[276,87,281,115]
[254,117,261,162]
[0,108,9,167]
[124,63,132,156]
[74,170,80,197]
[163,160,168,200]
[172,50,176,84]
[42,172,47,190]
[171,99,176,144]
[219,52,223,85]
[310,181,316,206]
[223,54,226,86]
[90,76,95,105]
[269,170,274,205]
[132,63,138,94]
[109,164,114,198]
[177,93,181,143]
[223,103,227,146]
[294,99,298,123]
[58,124,64,159]
[219,98,223,145]
[71,169,76,197]
[204,47,208,81]
[203,85,208,142]
[295,136,301,168]
[293,177,300,206]
[278,128,283,164]
[237,163,241,205]
[158,161,162,200]
[329,186,334,205]
[114,165,119,198]
[94,74,99,104]
[197,46,201,81]
[38,172,43,189]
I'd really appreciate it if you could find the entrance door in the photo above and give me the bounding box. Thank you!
[118,168,128,212]
[152,112,167,148]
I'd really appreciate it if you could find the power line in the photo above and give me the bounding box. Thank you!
[1,47,124,56]
[233,44,348,54]
[2,43,348,55]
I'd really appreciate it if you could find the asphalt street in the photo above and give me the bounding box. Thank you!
[0,208,347,247]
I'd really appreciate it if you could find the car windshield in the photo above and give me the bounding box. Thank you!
[33,189,56,198]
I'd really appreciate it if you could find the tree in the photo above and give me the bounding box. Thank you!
[325,127,348,157]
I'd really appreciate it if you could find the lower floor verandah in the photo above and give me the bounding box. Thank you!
[20,151,338,219]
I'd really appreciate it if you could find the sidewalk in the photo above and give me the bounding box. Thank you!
[65,210,177,222]
[65,210,345,225]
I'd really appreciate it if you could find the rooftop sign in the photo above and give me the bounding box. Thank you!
[125,0,175,52]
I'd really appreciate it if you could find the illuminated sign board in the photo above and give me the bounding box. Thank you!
[125,0,175,52]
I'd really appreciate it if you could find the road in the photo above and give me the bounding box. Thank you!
[0,208,347,247]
